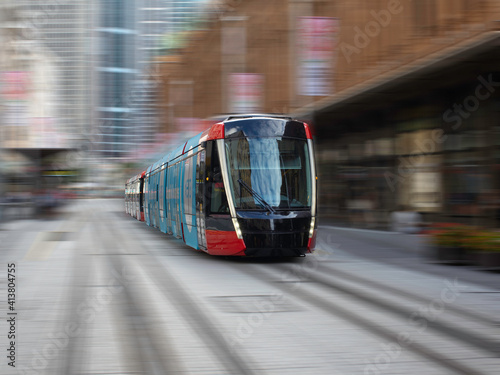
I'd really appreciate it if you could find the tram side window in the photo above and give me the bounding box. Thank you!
[196,150,206,212]
[139,179,144,211]
[210,144,229,214]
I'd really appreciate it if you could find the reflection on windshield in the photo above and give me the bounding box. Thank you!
[225,137,312,210]
[249,138,281,206]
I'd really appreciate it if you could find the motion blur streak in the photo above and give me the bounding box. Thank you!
[1,1,500,374]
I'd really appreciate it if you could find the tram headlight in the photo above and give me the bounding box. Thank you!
[233,218,243,239]
[309,217,315,238]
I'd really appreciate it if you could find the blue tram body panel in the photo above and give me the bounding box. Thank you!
[170,157,180,238]
[182,133,203,250]
[173,162,181,238]
[153,160,162,228]
[182,156,197,249]
[126,116,317,257]
[166,160,174,235]
[159,154,169,234]
[168,163,176,237]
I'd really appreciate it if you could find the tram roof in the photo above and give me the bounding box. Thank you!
[224,114,293,121]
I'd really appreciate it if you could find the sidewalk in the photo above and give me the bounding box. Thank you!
[319,224,426,254]
[317,224,500,290]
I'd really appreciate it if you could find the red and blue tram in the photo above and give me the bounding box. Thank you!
[125,171,145,221]
[125,115,317,256]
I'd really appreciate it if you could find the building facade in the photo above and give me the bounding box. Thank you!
[133,0,206,150]
[156,0,500,228]
[96,0,208,158]
[95,0,137,158]
[0,1,97,202]
[0,1,94,147]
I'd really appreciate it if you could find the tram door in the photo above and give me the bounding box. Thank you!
[196,149,207,250]
[139,178,144,220]
[159,166,166,232]
[144,175,150,225]
[174,163,182,238]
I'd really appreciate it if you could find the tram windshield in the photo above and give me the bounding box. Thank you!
[224,137,312,210]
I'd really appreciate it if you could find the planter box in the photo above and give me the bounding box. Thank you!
[465,251,481,265]
[435,246,468,264]
[476,252,500,269]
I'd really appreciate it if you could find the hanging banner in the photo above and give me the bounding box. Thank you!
[228,73,264,113]
[297,17,339,96]
[1,71,29,101]
[1,71,31,147]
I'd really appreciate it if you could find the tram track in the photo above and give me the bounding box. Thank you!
[279,261,500,356]
[55,210,95,375]
[312,256,500,328]
[106,199,500,374]
[232,258,499,375]
[55,206,178,375]
[105,209,260,375]
[95,217,182,375]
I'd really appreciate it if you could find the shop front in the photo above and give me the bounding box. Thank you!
[307,39,500,229]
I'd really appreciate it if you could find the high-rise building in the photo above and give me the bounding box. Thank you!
[2,0,210,160]
[138,0,206,60]
[1,0,94,148]
[129,0,208,154]
[96,0,206,158]
[95,0,137,158]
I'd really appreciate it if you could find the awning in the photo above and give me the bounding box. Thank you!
[2,147,76,161]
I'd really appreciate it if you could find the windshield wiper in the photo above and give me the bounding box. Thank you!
[237,179,276,214]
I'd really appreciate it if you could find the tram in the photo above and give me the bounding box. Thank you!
[125,171,145,221]
[125,114,317,256]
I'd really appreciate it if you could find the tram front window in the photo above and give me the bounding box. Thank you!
[225,137,312,210]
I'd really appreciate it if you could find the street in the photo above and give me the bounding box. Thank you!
[1,199,499,375]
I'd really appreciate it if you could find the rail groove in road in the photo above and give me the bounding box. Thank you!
[309,248,500,329]
[105,210,260,375]
[52,208,178,375]
[283,262,500,357]
[87,201,499,375]
[233,261,497,375]
[93,215,180,375]
[56,211,95,375]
